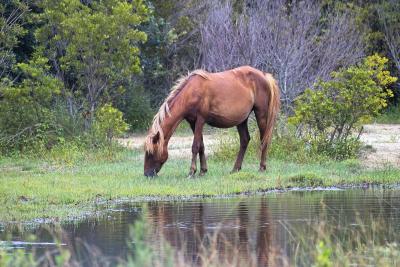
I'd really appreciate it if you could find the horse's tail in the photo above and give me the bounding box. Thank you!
[261,73,281,152]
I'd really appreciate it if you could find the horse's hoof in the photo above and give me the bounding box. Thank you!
[187,171,196,179]
[199,170,207,176]
[259,166,266,172]
[230,168,240,174]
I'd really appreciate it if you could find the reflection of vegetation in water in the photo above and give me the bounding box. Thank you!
[279,205,400,267]
[2,202,400,267]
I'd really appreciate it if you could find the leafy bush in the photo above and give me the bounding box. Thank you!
[268,119,327,163]
[0,58,129,154]
[289,55,397,160]
[0,55,62,154]
[93,104,129,143]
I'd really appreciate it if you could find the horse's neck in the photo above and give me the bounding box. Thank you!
[161,110,184,147]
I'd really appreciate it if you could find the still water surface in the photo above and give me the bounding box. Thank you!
[2,187,400,265]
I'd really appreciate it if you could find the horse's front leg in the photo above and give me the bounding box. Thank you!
[188,143,198,177]
[188,117,205,178]
[199,136,207,176]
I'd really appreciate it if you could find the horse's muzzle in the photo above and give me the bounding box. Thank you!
[144,169,157,178]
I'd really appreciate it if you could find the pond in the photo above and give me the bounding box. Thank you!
[2,187,400,266]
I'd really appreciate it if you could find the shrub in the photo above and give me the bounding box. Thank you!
[0,55,62,154]
[93,104,129,143]
[289,55,397,160]
[268,119,326,163]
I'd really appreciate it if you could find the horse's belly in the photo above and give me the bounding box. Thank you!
[202,80,255,128]
[206,107,252,128]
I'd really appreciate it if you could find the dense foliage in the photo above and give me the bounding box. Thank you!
[0,55,62,152]
[35,0,148,124]
[0,0,400,155]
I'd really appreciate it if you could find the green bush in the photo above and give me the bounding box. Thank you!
[0,55,63,154]
[289,55,397,160]
[310,136,361,161]
[268,120,326,163]
[93,104,129,143]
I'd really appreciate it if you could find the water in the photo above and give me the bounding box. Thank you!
[2,187,400,266]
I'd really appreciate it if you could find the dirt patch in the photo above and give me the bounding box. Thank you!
[360,124,400,168]
[119,124,400,168]
[117,134,218,158]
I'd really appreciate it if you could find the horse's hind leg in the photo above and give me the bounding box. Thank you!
[255,109,268,172]
[188,117,206,177]
[232,119,250,173]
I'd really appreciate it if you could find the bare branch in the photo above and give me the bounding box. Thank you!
[199,0,364,112]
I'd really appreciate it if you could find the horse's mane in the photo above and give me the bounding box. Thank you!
[145,69,209,155]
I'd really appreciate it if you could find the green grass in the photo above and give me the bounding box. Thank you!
[1,148,400,223]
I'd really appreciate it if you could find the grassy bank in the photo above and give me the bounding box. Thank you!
[1,147,400,223]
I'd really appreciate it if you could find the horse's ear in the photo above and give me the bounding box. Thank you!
[152,132,160,144]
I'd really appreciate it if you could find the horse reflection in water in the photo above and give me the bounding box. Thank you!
[147,198,272,266]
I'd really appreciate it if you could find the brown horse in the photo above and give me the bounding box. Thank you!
[144,66,280,177]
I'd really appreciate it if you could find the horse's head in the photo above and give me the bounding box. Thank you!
[144,132,168,177]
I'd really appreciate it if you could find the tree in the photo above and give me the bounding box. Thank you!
[0,0,29,82]
[378,0,400,78]
[142,0,207,106]
[199,0,365,112]
[35,0,148,125]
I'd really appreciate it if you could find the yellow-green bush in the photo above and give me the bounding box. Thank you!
[289,55,397,160]
[93,104,129,143]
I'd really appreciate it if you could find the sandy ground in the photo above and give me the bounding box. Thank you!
[117,134,218,159]
[359,124,400,168]
[119,124,400,167]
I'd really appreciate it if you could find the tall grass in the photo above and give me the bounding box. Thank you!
[214,117,328,163]
[375,105,400,124]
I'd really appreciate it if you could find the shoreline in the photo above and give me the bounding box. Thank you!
[2,182,399,228]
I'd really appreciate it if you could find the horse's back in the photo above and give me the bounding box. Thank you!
[188,66,267,128]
